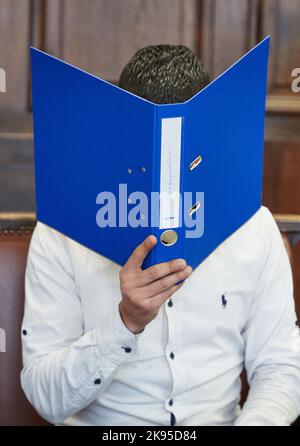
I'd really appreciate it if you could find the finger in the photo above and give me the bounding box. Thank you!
[137,258,187,287]
[143,266,192,298]
[123,235,157,272]
[150,282,185,308]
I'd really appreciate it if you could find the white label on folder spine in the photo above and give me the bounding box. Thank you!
[159,117,182,229]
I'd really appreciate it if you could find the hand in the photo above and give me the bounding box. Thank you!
[119,235,193,334]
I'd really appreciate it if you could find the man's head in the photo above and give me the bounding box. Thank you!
[119,44,210,104]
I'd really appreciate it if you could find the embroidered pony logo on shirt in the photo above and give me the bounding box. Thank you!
[221,294,227,308]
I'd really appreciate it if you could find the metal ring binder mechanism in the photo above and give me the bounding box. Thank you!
[189,155,202,171]
[31,37,270,269]
[189,202,201,217]
[160,230,178,247]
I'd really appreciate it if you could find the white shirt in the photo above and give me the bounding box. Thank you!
[21,206,300,426]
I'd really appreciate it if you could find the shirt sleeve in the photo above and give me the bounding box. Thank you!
[234,208,300,426]
[21,223,139,424]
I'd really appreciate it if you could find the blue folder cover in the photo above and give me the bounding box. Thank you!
[31,37,270,269]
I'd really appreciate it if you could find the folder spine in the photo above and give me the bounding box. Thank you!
[149,104,160,267]
[146,108,186,267]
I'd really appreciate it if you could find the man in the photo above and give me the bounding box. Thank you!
[21,45,300,426]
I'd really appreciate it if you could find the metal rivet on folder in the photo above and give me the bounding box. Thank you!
[160,230,178,247]
[141,167,146,172]
[189,155,202,171]
[128,168,132,174]
[188,201,200,216]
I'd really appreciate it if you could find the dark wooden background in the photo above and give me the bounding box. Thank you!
[0,0,299,310]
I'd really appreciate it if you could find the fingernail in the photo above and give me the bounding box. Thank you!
[185,266,193,275]
[177,259,186,267]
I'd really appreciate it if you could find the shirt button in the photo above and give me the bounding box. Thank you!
[170,412,176,426]
[167,299,173,307]
[123,347,132,353]
[169,399,173,406]
[169,352,175,360]
[94,378,101,385]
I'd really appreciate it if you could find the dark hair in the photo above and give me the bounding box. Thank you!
[119,44,210,104]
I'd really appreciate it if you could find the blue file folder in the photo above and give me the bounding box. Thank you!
[31,37,270,269]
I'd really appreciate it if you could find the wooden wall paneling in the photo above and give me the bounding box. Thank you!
[263,140,300,319]
[265,114,300,142]
[261,0,300,213]
[262,0,300,115]
[28,0,46,110]
[44,0,198,81]
[261,0,281,90]
[200,0,259,78]
[0,0,43,211]
[30,0,45,49]
[261,1,300,314]
[0,157,35,211]
[180,0,199,51]
[43,0,66,56]
[263,142,300,214]
[262,0,300,94]
[0,0,31,113]
[0,111,34,212]
[261,0,300,215]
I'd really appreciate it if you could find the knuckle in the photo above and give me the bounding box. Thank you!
[158,278,168,290]
[176,271,185,281]
[170,260,180,271]
[131,251,141,263]
[148,267,158,281]
[178,268,188,279]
